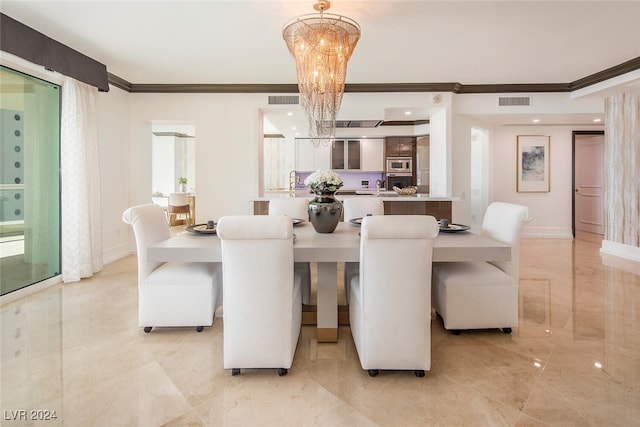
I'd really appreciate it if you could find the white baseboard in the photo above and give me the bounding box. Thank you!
[103,242,134,265]
[522,226,573,239]
[600,240,640,263]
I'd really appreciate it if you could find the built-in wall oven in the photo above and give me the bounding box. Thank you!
[386,173,413,190]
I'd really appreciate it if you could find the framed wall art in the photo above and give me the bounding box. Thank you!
[517,135,550,192]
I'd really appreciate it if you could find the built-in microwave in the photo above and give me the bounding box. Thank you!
[386,157,412,174]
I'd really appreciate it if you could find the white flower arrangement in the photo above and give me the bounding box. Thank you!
[304,169,344,193]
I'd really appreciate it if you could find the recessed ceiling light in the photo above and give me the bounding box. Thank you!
[404,111,412,115]
[291,126,296,130]
[287,112,293,116]
[532,118,540,123]
[593,118,602,123]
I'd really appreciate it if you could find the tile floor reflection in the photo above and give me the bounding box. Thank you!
[1,233,639,426]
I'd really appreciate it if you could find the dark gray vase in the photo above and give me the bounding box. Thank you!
[308,191,343,233]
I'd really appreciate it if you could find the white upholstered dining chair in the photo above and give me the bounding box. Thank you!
[217,215,302,376]
[431,202,529,334]
[342,197,385,304]
[342,197,385,223]
[268,198,312,304]
[122,204,222,333]
[349,215,439,377]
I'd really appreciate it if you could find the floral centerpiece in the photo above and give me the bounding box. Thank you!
[304,169,344,233]
[304,169,344,195]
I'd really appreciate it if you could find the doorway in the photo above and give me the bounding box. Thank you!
[470,127,490,228]
[572,131,605,236]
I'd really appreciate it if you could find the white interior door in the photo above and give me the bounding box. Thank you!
[574,134,604,234]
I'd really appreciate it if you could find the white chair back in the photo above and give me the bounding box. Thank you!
[481,202,529,281]
[216,215,301,370]
[122,204,170,283]
[268,198,309,221]
[343,197,384,221]
[350,215,439,371]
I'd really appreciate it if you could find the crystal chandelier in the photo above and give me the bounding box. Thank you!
[283,1,361,147]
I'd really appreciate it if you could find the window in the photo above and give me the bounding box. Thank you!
[0,66,61,296]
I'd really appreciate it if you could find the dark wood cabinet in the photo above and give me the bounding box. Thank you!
[385,137,416,157]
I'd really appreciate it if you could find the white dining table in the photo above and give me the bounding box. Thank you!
[148,221,510,342]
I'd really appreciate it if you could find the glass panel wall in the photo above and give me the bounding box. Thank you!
[0,66,61,296]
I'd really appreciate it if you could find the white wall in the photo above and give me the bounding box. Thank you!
[97,86,131,263]
[491,125,603,238]
[129,92,265,222]
[451,92,605,237]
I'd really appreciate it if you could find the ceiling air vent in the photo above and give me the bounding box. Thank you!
[267,95,299,105]
[498,96,531,106]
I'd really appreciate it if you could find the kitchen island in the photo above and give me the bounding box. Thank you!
[253,190,458,220]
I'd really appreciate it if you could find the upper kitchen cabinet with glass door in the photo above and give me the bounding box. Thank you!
[331,139,362,170]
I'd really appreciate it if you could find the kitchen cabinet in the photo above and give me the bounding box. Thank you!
[361,139,384,171]
[385,137,416,157]
[331,139,361,170]
[296,139,330,171]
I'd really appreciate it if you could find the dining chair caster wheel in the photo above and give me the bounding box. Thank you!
[196,326,204,332]
[277,368,288,377]
[415,370,425,377]
[231,369,241,376]
[502,327,512,334]
[143,327,152,333]
[368,369,379,377]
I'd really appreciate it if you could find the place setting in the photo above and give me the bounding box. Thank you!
[186,220,217,235]
[438,219,470,233]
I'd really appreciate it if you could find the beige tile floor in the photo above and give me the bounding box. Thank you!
[1,232,639,426]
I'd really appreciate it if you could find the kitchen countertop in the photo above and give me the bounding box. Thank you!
[255,190,460,202]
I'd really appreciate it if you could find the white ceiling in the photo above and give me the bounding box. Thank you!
[3,0,640,133]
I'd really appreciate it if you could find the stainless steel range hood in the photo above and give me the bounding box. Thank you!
[335,119,429,128]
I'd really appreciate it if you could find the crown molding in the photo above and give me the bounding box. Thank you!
[128,83,298,93]
[107,72,131,92]
[107,57,640,95]
[569,57,640,91]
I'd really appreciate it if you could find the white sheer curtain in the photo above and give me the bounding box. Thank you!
[60,76,103,282]
[264,136,294,191]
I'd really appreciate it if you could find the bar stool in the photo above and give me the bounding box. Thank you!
[167,192,192,226]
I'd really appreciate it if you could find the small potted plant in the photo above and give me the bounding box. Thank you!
[178,177,188,193]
